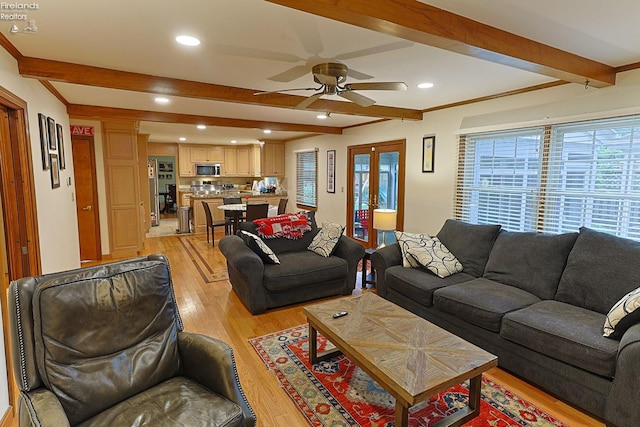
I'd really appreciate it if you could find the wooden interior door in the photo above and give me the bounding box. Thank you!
[72,135,102,261]
[347,140,405,248]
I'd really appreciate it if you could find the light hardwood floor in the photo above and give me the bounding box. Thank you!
[120,233,604,426]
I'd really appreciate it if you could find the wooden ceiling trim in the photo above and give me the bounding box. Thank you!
[266,0,617,88]
[67,104,344,134]
[39,81,69,106]
[0,33,22,60]
[19,57,422,121]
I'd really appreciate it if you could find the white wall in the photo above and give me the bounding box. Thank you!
[286,69,640,236]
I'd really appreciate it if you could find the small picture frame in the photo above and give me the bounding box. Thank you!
[56,123,66,169]
[38,113,49,170]
[327,150,336,193]
[422,135,435,173]
[50,153,60,188]
[47,117,57,151]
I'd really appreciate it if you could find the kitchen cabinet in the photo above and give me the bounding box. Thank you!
[192,197,225,234]
[180,191,193,207]
[262,142,285,176]
[236,147,251,176]
[178,145,193,177]
[190,146,224,163]
[250,145,261,177]
[224,148,238,176]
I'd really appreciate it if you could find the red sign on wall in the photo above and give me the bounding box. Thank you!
[70,125,95,136]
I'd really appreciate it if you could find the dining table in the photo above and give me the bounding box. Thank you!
[217,203,277,234]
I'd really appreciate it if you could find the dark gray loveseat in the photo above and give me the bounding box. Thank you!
[371,219,640,427]
[219,212,365,314]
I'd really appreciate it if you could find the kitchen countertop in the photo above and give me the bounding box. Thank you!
[189,191,286,199]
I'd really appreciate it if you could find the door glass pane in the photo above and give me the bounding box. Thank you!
[353,153,370,241]
[377,151,399,245]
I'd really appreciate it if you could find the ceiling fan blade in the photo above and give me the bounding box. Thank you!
[210,44,303,63]
[335,40,414,61]
[338,91,376,107]
[268,65,311,82]
[254,87,318,95]
[291,16,324,55]
[346,68,374,80]
[296,93,324,109]
[344,82,408,91]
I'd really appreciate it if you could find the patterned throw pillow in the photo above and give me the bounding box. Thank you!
[239,230,280,264]
[308,221,344,257]
[394,231,433,267]
[603,286,640,339]
[406,237,463,278]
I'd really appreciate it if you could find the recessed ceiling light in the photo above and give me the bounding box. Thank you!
[197,124,206,130]
[263,129,272,134]
[154,97,170,104]
[176,35,200,46]
[230,140,237,144]
[317,113,328,120]
[418,82,434,89]
[179,137,186,141]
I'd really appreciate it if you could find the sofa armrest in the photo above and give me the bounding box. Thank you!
[219,235,268,314]
[18,389,71,427]
[178,332,256,427]
[370,243,403,297]
[333,235,365,295]
[605,322,640,427]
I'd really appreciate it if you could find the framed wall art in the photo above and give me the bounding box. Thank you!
[50,153,60,188]
[422,135,435,173]
[38,113,49,170]
[327,150,335,193]
[47,117,56,150]
[56,123,66,169]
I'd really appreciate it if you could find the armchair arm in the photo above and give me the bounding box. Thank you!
[18,389,71,427]
[178,332,256,427]
[370,243,403,298]
[605,322,640,427]
[219,235,268,314]
[333,235,365,295]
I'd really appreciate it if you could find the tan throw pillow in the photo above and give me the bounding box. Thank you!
[394,231,433,267]
[406,237,463,278]
[308,221,344,257]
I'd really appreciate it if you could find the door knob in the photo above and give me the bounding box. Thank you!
[82,205,92,211]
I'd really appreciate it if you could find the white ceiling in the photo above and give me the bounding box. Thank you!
[6,0,640,144]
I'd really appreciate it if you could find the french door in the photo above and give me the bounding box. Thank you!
[347,140,405,248]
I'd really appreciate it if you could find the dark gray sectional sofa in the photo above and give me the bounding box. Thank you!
[371,219,640,427]
[220,212,364,314]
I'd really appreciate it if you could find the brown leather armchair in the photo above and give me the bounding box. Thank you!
[8,254,256,426]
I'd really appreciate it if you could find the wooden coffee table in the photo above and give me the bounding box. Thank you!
[303,293,498,427]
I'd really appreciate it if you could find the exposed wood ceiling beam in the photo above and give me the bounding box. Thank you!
[67,105,343,134]
[19,57,423,121]
[266,0,617,88]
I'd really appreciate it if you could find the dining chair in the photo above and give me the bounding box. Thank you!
[166,184,177,213]
[277,198,288,215]
[223,196,245,222]
[245,203,269,222]
[202,201,232,246]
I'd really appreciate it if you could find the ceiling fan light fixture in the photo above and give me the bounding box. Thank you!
[418,82,434,89]
[176,35,200,47]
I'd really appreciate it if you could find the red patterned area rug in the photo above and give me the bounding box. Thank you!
[249,325,569,427]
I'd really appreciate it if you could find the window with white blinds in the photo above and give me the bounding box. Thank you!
[295,149,317,209]
[457,115,640,241]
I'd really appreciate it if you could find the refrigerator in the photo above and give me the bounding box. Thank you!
[148,159,160,227]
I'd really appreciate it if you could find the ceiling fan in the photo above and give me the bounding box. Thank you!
[255,62,408,108]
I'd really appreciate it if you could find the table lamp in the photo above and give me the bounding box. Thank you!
[373,208,397,248]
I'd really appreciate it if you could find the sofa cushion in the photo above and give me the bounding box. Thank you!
[406,237,463,278]
[239,211,318,254]
[483,231,578,300]
[262,251,348,292]
[433,278,540,332]
[239,230,280,264]
[385,266,475,307]
[394,231,432,267]
[308,221,344,257]
[436,219,501,277]
[603,286,640,339]
[78,377,244,427]
[501,300,618,378]
[556,227,640,314]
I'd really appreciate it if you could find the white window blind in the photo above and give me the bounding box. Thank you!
[457,115,640,241]
[457,128,544,232]
[543,116,640,240]
[296,149,317,208]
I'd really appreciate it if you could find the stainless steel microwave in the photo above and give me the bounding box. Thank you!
[195,164,221,177]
